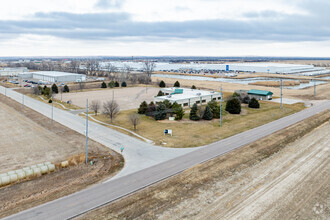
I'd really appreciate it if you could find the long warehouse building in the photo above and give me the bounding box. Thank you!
[18,71,86,83]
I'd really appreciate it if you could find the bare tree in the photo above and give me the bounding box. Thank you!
[103,100,120,123]
[128,113,140,131]
[142,61,155,76]
[106,63,118,80]
[78,81,85,91]
[90,100,101,116]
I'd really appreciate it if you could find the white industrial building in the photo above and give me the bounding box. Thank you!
[18,71,86,83]
[154,87,222,107]
[0,67,29,76]
[101,61,329,76]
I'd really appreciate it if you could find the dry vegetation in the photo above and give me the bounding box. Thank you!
[78,109,330,220]
[249,80,300,87]
[0,94,124,218]
[152,76,330,100]
[92,101,305,148]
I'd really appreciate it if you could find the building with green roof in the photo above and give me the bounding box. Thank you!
[248,89,273,100]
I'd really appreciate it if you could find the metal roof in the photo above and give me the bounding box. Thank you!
[248,89,273,96]
[30,71,83,77]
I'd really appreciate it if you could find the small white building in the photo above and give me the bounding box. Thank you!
[18,71,86,83]
[154,87,222,107]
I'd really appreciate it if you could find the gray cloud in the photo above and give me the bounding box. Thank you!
[0,1,329,43]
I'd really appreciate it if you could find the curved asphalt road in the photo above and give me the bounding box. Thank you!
[1,86,329,220]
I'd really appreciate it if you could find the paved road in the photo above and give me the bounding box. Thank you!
[1,86,329,220]
[0,86,197,179]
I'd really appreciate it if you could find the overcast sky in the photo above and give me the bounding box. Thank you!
[0,0,329,57]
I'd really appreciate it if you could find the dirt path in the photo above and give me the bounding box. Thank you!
[159,122,330,220]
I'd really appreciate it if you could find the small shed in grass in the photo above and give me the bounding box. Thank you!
[248,89,273,100]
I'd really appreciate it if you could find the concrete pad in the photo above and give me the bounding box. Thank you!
[268,98,304,105]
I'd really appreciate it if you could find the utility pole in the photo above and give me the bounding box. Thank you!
[85,99,89,165]
[220,85,223,127]
[5,87,6,96]
[51,92,54,123]
[314,80,316,99]
[112,90,114,100]
[280,79,283,109]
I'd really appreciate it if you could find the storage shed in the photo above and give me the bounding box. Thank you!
[248,89,273,100]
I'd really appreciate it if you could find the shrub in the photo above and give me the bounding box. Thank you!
[154,103,167,120]
[207,100,220,118]
[191,85,196,89]
[225,98,241,114]
[162,100,172,109]
[43,86,51,98]
[202,106,213,120]
[63,85,70,93]
[232,92,240,98]
[121,81,127,87]
[248,97,260,108]
[172,102,184,120]
[189,103,200,121]
[157,90,164,96]
[101,81,107,88]
[115,81,120,87]
[48,99,52,103]
[138,101,148,114]
[159,80,166,88]
[174,81,180,87]
[146,102,157,116]
[51,84,58,94]
[108,81,115,88]
[242,96,251,104]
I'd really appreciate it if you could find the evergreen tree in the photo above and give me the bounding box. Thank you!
[172,102,184,120]
[163,100,172,109]
[114,81,119,87]
[248,97,260,108]
[101,81,107,88]
[225,98,241,114]
[242,96,250,104]
[207,100,220,118]
[146,101,157,116]
[138,101,148,114]
[43,86,51,98]
[191,85,196,89]
[63,85,70,93]
[121,81,127,87]
[159,80,166,88]
[174,81,180,87]
[189,103,200,121]
[157,90,164,96]
[154,103,167,120]
[202,106,213,120]
[51,84,58,94]
[108,81,115,88]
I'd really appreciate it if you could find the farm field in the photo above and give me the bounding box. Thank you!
[91,101,305,148]
[0,94,123,218]
[152,76,330,100]
[55,86,159,110]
